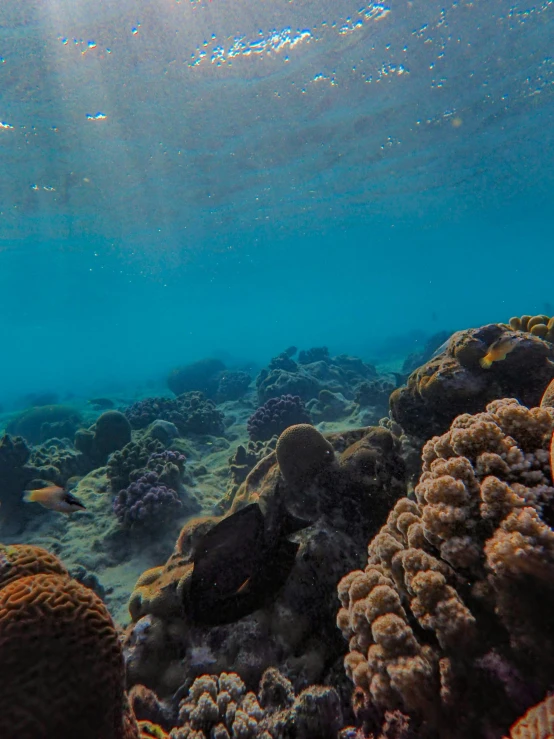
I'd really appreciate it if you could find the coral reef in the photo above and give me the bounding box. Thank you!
[125,393,224,437]
[6,404,82,444]
[216,371,252,402]
[107,438,166,492]
[337,398,554,738]
[113,473,182,528]
[168,359,226,398]
[247,395,311,442]
[390,324,554,438]
[29,437,88,483]
[307,389,356,423]
[355,379,396,410]
[124,424,405,698]
[75,410,132,463]
[113,450,197,528]
[0,544,136,739]
[509,314,554,343]
[275,423,334,486]
[256,349,378,406]
[166,668,343,739]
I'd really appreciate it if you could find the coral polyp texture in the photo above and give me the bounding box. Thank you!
[125,392,224,436]
[337,398,554,739]
[163,668,343,739]
[247,394,311,441]
[509,314,554,343]
[0,545,136,739]
[390,323,554,438]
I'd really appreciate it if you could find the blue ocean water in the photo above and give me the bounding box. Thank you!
[0,0,552,402]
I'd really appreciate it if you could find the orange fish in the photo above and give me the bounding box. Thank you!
[479,336,519,369]
[22,485,86,514]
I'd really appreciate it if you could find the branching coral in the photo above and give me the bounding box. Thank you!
[337,399,554,738]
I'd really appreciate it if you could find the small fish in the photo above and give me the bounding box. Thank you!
[22,485,86,514]
[479,336,519,369]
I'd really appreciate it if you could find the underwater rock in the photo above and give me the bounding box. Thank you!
[247,394,311,441]
[148,420,181,444]
[337,398,554,739]
[508,694,554,739]
[0,544,136,739]
[6,404,83,445]
[390,323,554,438]
[125,424,405,698]
[167,358,226,398]
[75,410,132,465]
[307,389,355,422]
[256,367,321,405]
[401,330,452,376]
[354,378,396,410]
[298,346,330,364]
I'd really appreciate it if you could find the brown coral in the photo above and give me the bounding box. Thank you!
[509,694,554,739]
[0,548,134,739]
[510,314,554,343]
[275,423,334,485]
[0,543,68,589]
[390,324,554,438]
[338,399,554,738]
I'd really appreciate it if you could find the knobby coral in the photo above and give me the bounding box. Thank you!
[509,314,554,343]
[247,395,311,442]
[337,399,554,738]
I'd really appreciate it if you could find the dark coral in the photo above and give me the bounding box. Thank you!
[114,473,182,528]
[113,450,189,527]
[74,411,131,465]
[256,350,378,405]
[390,323,554,438]
[215,371,252,402]
[29,437,87,483]
[6,404,82,444]
[167,358,226,398]
[125,393,224,437]
[355,378,396,409]
[125,425,405,699]
[247,395,311,442]
[298,346,330,364]
[107,438,165,492]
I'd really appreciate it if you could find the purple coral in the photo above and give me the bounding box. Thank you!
[247,394,311,442]
[113,469,182,527]
[125,392,224,436]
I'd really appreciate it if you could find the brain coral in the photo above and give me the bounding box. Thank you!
[275,422,335,486]
[390,323,554,438]
[337,398,554,739]
[0,546,134,739]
